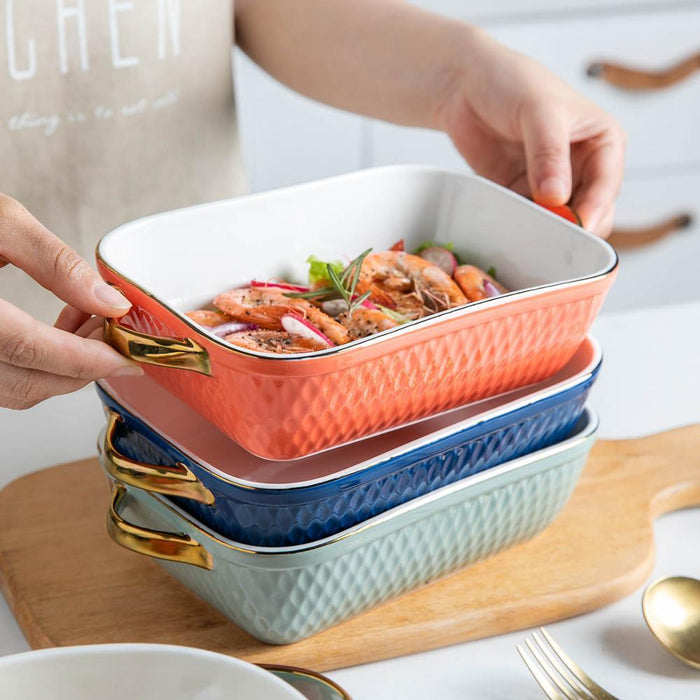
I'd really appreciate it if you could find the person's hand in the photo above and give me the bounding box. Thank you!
[437,28,625,236]
[0,195,142,410]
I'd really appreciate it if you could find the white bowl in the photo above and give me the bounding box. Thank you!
[0,644,305,700]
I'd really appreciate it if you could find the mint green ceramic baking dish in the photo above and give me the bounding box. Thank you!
[100,408,598,645]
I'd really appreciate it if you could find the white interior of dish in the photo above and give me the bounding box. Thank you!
[98,166,616,312]
[99,337,599,487]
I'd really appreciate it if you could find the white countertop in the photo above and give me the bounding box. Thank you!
[1,301,699,698]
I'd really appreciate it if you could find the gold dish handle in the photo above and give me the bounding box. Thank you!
[102,411,215,505]
[104,317,212,376]
[587,52,700,91]
[108,482,213,570]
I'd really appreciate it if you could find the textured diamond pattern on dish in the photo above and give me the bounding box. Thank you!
[129,453,587,644]
[113,380,592,547]
[118,289,605,459]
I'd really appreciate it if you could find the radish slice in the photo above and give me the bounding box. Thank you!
[210,322,257,338]
[418,246,457,276]
[281,313,334,347]
[251,280,309,293]
[354,295,378,310]
[483,280,502,298]
[540,204,582,226]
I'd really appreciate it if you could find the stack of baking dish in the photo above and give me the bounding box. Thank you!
[95,166,617,644]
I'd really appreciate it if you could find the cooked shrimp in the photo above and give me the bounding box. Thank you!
[304,306,351,345]
[214,288,297,327]
[453,265,508,302]
[224,330,328,354]
[185,309,231,327]
[355,251,467,319]
[214,287,350,345]
[337,307,399,339]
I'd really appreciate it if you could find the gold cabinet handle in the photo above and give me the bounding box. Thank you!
[101,411,215,505]
[587,52,700,91]
[104,317,212,376]
[607,213,693,250]
[107,482,213,570]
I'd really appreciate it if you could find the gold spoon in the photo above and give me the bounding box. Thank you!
[642,576,700,669]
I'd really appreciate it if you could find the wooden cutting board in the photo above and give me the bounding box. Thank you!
[0,425,698,671]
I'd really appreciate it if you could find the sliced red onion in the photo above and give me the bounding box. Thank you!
[251,280,309,293]
[418,247,457,276]
[210,322,257,338]
[281,313,334,347]
[483,280,502,298]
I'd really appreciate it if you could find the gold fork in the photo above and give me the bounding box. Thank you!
[517,628,620,700]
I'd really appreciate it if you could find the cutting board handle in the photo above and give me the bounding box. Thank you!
[588,424,700,517]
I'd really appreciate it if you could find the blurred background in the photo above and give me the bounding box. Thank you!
[233,0,699,314]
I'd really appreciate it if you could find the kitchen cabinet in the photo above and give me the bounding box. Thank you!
[487,8,700,172]
[375,6,700,172]
[409,0,693,21]
[233,3,700,312]
[606,171,700,311]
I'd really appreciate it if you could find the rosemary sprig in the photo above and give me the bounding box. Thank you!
[348,250,367,296]
[327,264,350,305]
[283,286,336,300]
[376,304,411,324]
[284,248,372,314]
[351,289,372,310]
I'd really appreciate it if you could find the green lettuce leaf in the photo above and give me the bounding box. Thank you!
[307,255,344,286]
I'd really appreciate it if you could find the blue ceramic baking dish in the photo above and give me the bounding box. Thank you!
[97,337,601,547]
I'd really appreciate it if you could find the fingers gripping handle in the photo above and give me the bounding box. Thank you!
[104,317,212,376]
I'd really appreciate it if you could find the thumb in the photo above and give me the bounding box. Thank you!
[0,195,131,318]
[520,108,572,206]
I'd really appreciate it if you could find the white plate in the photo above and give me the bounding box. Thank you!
[0,644,305,700]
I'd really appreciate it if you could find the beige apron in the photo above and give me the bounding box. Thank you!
[0,0,246,322]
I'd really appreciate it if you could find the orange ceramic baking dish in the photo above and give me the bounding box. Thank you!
[97,166,617,460]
